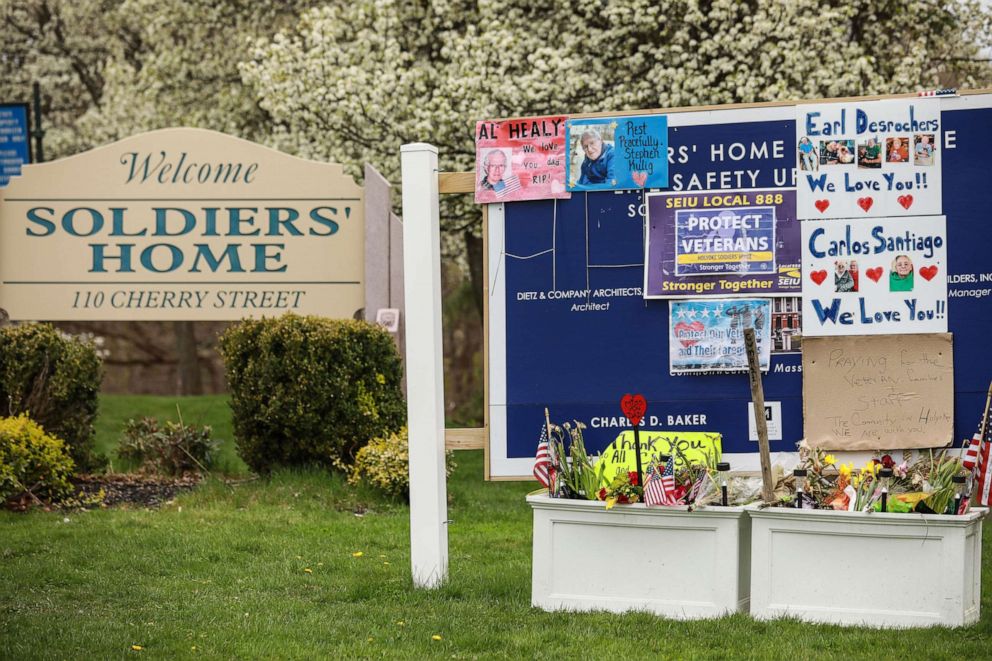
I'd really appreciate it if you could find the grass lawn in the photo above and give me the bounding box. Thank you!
[1,398,991,658]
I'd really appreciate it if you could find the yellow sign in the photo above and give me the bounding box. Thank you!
[595,430,722,481]
[0,128,364,321]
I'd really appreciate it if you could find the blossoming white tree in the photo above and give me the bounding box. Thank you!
[240,0,992,263]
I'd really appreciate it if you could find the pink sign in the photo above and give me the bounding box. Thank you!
[474,115,570,204]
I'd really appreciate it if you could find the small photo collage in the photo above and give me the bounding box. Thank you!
[798,134,937,170]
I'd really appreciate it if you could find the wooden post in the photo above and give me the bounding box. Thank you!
[745,328,775,503]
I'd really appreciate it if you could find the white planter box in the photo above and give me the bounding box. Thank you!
[527,494,750,618]
[749,506,987,628]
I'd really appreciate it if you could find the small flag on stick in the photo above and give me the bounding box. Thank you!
[533,423,552,489]
[644,456,678,506]
[967,382,992,507]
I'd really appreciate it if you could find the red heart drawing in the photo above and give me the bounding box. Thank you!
[814,199,830,213]
[857,197,874,212]
[631,171,648,187]
[866,267,883,282]
[620,393,647,426]
[674,321,705,348]
[919,265,939,281]
[810,270,828,285]
[897,194,914,210]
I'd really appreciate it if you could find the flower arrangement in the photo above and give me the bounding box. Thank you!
[598,470,641,509]
[545,421,741,509]
[780,445,969,514]
[548,421,603,500]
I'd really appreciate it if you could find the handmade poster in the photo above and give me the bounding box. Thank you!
[669,299,771,374]
[801,215,947,336]
[802,334,953,450]
[595,431,722,481]
[796,98,941,219]
[644,189,800,299]
[474,115,569,204]
[565,115,668,192]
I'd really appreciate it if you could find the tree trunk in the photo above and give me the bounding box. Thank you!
[174,321,202,395]
[464,229,484,321]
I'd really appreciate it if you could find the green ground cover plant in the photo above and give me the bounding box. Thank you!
[1,396,990,658]
[95,394,244,475]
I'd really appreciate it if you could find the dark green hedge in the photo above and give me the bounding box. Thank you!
[219,314,406,473]
[0,323,103,471]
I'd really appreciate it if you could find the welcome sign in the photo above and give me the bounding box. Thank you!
[0,128,364,320]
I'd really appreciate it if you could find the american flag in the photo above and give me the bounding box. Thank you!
[963,431,981,472]
[687,470,712,506]
[964,400,992,507]
[644,458,678,506]
[533,424,552,489]
[972,428,991,508]
[494,175,521,198]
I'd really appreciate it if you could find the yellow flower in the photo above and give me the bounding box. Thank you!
[352,551,364,558]
[863,461,880,477]
[823,454,836,466]
[432,635,443,641]
[303,568,313,574]
[839,463,853,479]
[131,645,143,651]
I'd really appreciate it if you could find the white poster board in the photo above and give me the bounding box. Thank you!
[801,215,947,336]
[796,98,941,219]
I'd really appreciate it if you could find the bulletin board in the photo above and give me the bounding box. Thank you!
[485,91,992,479]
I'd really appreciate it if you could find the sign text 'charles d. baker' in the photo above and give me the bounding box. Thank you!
[23,151,351,275]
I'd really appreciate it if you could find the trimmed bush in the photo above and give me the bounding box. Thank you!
[219,314,405,473]
[117,417,221,476]
[349,427,455,498]
[0,413,75,504]
[0,324,103,471]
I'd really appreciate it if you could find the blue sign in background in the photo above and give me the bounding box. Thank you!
[0,103,31,187]
[498,109,991,467]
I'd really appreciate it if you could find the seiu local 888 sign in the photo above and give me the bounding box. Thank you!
[0,128,364,321]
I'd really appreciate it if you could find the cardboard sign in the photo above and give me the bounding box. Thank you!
[565,115,668,192]
[669,298,771,374]
[645,189,800,298]
[801,215,948,336]
[796,98,941,219]
[802,334,953,450]
[595,430,722,481]
[474,115,569,203]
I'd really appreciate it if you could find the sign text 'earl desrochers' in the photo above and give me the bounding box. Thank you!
[0,128,364,321]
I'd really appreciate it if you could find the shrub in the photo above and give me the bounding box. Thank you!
[348,427,455,498]
[0,323,103,471]
[117,416,221,476]
[0,414,75,504]
[219,314,406,473]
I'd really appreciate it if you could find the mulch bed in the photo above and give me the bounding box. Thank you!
[70,474,201,508]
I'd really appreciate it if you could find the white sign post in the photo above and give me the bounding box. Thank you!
[400,143,448,588]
